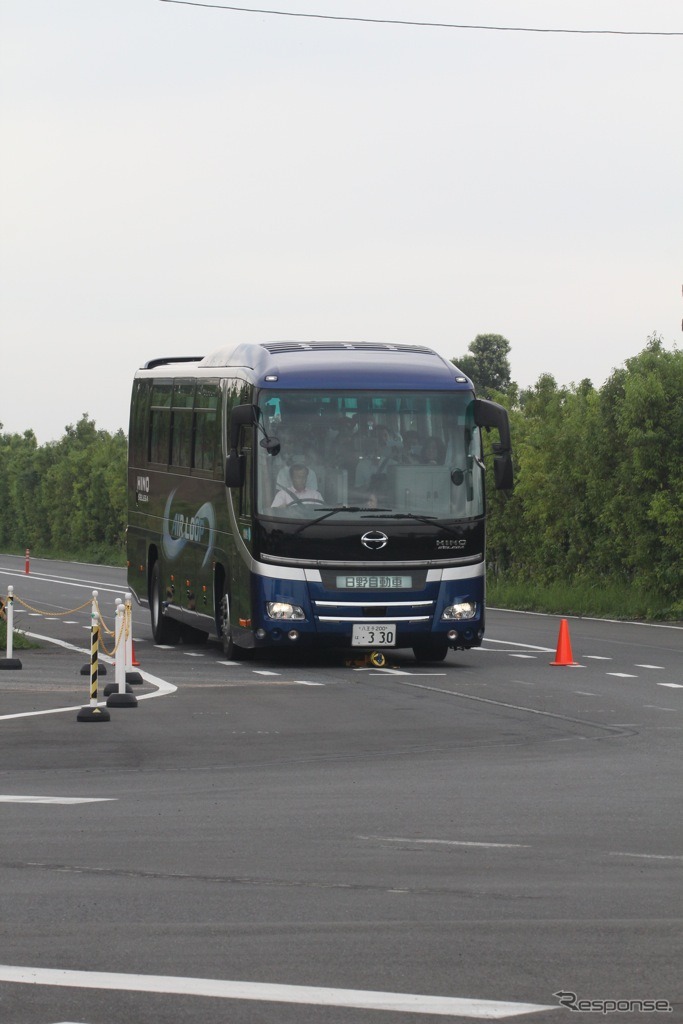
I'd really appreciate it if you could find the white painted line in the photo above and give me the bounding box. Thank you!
[658,683,683,689]
[0,567,125,596]
[183,652,205,658]
[574,692,597,697]
[217,660,240,666]
[0,796,115,805]
[610,852,683,862]
[359,836,530,849]
[509,654,536,659]
[636,664,664,670]
[482,638,555,653]
[0,965,555,1018]
[253,670,280,676]
[0,634,176,721]
[293,680,325,686]
[584,656,612,661]
[607,672,638,679]
[644,705,677,711]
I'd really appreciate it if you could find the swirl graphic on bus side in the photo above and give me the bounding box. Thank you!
[162,489,216,568]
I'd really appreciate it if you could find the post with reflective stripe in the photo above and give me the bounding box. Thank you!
[77,591,110,721]
[124,592,142,685]
[0,586,23,670]
[107,599,138,708]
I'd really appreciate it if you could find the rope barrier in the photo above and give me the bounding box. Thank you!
[2,586,144,709]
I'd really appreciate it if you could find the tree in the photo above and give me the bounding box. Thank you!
[452,334,512,395]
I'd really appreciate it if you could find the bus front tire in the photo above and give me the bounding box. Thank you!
[150,562,180,645]
[412,639,449,664]
[219,591,236,659]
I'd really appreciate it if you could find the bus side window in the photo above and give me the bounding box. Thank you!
[193,382,220,474]
[148,383,172,465]
[129,380,150,464]
[170,381,194,469]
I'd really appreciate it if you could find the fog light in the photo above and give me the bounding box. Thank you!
[287,630,300,641]
[255,629,266,639]
[266,601,305,620]
[447,629,459,641]
[442,601,477,621]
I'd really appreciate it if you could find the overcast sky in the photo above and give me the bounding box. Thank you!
[1,0,681,442]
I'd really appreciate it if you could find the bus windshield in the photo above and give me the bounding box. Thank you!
[255,390,484,520]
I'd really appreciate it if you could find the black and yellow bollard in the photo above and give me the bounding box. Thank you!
[77,592,110,722]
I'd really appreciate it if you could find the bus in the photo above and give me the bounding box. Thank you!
[126,341,513,662]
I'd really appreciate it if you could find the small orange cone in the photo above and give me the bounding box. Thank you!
[550,618,580,666]
[132,641,141,668]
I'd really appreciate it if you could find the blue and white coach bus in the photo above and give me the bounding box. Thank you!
[127,341,513,662]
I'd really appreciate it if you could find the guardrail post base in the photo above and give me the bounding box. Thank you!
[0,657,22,670]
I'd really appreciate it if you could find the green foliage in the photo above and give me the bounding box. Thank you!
[453,333,513,395]
[0,618,37,651]
[0,414,126,564]
[485,335,683,617]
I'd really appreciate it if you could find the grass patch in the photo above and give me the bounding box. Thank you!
[0,618,40,651]
[488,576,682,622]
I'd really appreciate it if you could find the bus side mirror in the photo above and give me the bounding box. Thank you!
[225,450,246,488]
[229,404,257,449]
[225,404,256,488]
[492,443,514,491]
[473,398,514,491]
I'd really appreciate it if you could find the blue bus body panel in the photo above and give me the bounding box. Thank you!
[199,342,471,393]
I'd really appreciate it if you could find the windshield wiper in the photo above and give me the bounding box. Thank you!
[382,512,464,536]
[293,506,391,535]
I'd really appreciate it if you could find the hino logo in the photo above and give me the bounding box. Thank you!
[361,530,388,551]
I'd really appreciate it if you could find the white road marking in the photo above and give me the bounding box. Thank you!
[481,638,555,652]
[658,683,683,689]
[636,664,664,670]
[0,796,115,805]
[0,568,125,596]
[509,654,536,659]
[293,680,325,686]
[359,836,530,849]
[0,632,176,720]
[610,852,683,862]
[607,672,638,678]
[584,656,612,660]
[253,670,280,676]
[0,965,555,1018]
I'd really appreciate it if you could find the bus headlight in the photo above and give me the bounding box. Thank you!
[442,601,477,620]
[266,601,305,620]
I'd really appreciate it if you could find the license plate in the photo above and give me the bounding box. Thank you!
[351,623,397,647]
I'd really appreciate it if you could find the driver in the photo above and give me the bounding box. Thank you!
[271,463,323,508]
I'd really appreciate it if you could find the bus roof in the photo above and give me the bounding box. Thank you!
[140,341,472,391]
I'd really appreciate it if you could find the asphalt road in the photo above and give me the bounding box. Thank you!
[1,554,681,1024]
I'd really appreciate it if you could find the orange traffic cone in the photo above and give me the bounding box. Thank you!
[132,641,141,668]
[550,618,580,666]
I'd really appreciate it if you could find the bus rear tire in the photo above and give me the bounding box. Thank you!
[412,639,449,664]
[150,561,180,645]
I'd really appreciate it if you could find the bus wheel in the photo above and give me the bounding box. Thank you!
[150,561,180,645]
[412,639,449,663]
[219,590,235,659]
